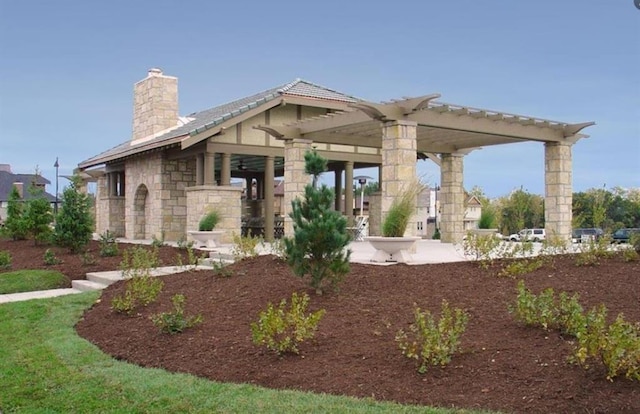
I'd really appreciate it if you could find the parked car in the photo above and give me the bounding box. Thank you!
[508,228,545,242]
[611,228,640,244]
[571,228,604,243]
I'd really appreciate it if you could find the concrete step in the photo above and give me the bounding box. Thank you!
[72,279,108,292]
[86,271,125,286]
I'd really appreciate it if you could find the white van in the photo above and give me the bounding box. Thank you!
[508,228,545,242]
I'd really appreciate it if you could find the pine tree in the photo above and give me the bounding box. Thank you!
[22,184,53,245]
[54,175,94,252]
[3,185,27,240]
[284,150,351,294]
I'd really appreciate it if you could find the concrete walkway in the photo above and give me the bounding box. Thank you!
[0,240,467,304]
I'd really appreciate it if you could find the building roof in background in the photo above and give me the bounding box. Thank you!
[0,168,56,202]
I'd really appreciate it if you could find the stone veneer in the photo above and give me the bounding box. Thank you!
[368,192,381,236]
[185,186,243,244]
[380,120,417,237]
[440,153,465,243]
[544,142,573,241]
[283,138,312,236]
[132,69,178,142]
[95,175,125,237]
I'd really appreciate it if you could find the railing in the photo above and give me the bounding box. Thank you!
[241,217,285,239]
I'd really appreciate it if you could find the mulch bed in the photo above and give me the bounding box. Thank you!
[2,238,639,413]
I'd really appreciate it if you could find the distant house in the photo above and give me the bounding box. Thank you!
[0,164,57,222]
[415,187,482,238]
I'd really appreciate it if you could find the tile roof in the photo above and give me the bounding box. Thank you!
[79,79,359,169]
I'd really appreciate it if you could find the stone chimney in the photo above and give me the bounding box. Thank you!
[13,182,23,198]
[132,68,178,141]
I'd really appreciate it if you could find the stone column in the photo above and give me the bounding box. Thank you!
[204,152,215,185]
[220,153,231,186]
[545,141,574,241]
[264,156,275,242]
[344,161,354,222]
[334,166,343,211]
[283,138,312,236]
[440,153,465,243]
[195,153,204,185]
[380,120,418,237]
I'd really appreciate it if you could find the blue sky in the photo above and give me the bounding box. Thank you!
[1,0,638,198]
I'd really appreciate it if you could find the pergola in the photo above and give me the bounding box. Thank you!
[257,94,594,242]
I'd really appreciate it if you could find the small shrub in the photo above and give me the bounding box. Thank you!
[621,247,639,262]
[112,246,163,315]
[511,281,640,381]
[176,237,194,250]
[151,294,203,334]
[43,249,61,265]
[510,281,558,330]
[231,233,261,261]
[598,315,640,381]
[0,250,12,269]
[119,246,159,279]
[540,235,570,258]
[198,210,220,231]
[432,228,441,240]
[111,275,164,315]
[99,230,119,257]
[250,292,325,355]
[498,257,545,278]
[396,300,469,373]
[630,233,640,253]
[151,231,166,248]
[174,245,203,271]
[111,291,136,314]
[556,291,586,336]
[265,238,288,261]
[211,258,232,277]
[462,232,502,268]
[81,252,96,266]
[575,237,614,267]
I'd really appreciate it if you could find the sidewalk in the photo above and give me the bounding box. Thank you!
[0,240,467,304]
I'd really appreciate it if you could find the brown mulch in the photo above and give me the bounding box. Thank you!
[2,239,639,413]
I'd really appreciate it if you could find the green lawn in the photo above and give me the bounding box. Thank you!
[0,291,497,413]
[0,269,68,294]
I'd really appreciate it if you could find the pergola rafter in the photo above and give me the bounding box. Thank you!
[255,95,595,151]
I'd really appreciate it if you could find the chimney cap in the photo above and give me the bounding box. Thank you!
[148,68,163,76]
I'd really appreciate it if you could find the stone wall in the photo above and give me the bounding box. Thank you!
[160,158,195,241]
[125,153,164,239]
[185,186,243,244]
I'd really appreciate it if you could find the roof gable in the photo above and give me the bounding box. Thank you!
[79,79,358,169]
